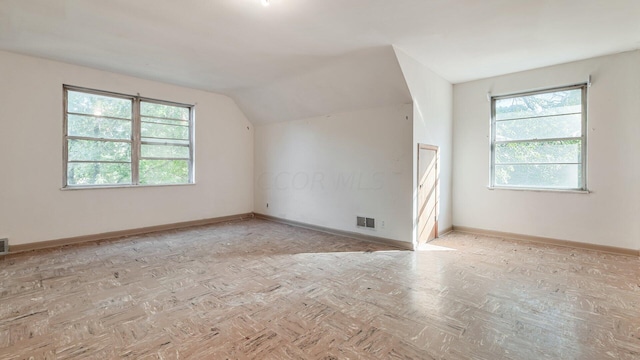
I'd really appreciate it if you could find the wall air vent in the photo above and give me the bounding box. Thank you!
[357,216,376,229]
[0,238,8,255]
[365,218,375,229]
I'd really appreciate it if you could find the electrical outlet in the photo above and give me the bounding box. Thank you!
[266,203,269,208]
[381,221,385,229]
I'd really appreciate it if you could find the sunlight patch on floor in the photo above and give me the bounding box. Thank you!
[416,243,456,252]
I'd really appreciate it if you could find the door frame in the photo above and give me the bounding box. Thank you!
[417,143,439,246]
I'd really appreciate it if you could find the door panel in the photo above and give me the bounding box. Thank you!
[418,145,438,247]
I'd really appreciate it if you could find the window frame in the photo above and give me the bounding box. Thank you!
[63,85,195,189]
[489,83,588,192]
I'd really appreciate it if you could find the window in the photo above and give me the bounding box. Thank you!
[490,84,587,190]
[64,86,194,187]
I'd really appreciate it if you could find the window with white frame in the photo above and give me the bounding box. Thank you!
[64,85,194,187]
[490,84,587,190]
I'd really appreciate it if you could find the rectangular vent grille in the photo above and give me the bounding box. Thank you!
[366,218,375,228]
[357,217,376,229]
[0,239,7,255]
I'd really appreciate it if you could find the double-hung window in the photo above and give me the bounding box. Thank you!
[490,84,587,191]
[64,85,194,188]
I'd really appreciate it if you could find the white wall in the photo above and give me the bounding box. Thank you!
[0,50,254,246]
[453,50,640,250]
[394,48,454,243]
[254,105,414,243]
[231,46,412,125]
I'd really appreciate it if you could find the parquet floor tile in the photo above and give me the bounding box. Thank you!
[1,219,639,359]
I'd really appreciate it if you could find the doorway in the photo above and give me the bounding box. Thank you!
[417,144,439,248]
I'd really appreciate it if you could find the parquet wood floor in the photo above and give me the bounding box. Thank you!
[1,219,639,359]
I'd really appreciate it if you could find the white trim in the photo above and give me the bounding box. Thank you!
[487,186,589,194]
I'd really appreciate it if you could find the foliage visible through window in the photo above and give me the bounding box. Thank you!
[64,86,193,187]
[491,85,586,190]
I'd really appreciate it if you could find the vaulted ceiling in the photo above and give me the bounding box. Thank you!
[1,0,639,123]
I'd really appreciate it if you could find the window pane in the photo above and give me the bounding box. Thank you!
[141,117,188,126]
[495,140,581,164]
[141,144,190,159]
[139,160,189,185]
[68,114,131,140]
[67,162,131,185]
[141,122,189,140]
[67,91,132,119]
[68,139,131,162]
[495,89,582,121]
[494,164,582,189]
[495,114,582,141]
[141,102,189,120]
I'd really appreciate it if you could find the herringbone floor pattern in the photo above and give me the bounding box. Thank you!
[1,219,639,359]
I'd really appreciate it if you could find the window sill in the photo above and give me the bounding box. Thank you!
[487,186,590,194]
[61,183,196,191]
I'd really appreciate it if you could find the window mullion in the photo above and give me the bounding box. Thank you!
[132,97,141,185]
[66,136,133,143]
[188,106,195,183]
[581,85,588,190]
[494,112,582,122]
[63,89,69,188]
[490,97,497,188]
[495,137,583,145]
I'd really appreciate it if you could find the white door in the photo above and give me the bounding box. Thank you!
[418,144,438,247]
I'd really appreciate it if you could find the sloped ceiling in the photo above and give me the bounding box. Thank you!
[230,46,411,124]
[1,0,639,123]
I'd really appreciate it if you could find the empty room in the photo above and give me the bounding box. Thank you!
[1,0,640,359]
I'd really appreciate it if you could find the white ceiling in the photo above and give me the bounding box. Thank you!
[1,0,639,123]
